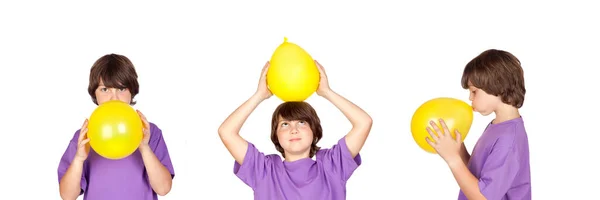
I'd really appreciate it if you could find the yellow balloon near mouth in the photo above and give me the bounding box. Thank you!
[87,100,143,160]
[410,97,474,154]
[267,37,320,102]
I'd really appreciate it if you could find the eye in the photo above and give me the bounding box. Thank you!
[118,88,127,92]
[99,87,108,92]
[281,122,288,127]
[299,121,306,125]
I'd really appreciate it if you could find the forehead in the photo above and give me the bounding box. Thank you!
[97,78,124,88]
[277,116,304,122]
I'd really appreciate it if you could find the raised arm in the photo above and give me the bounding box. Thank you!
[218,62,272,165]
[315,60,373,158]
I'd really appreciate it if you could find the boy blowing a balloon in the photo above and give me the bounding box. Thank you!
[426,49,531,200]
[218,60,373,200]
[57,54,175,200]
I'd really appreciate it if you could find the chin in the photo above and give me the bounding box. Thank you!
[285,147,310,155]
[479,111,493,116]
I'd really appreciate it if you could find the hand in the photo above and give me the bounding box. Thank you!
[137,110,151,149]
[74,119,91,163]
[314,60,332,97]
[255,61,273,100]
[425,118,463,165]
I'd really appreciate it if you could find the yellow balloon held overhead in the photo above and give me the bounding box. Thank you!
[267,37,320,102]
[410,97,474,154]
[87,100,143,160]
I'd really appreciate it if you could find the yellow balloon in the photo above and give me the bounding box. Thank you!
[87,100,143,159]
[410,97,474,154]
[267,37,320,102]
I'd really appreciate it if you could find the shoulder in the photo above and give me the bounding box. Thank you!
[315,137,350,159]
[68,128,82,142]
[245,142,283,164]
[148,122,164,136]
[485,117,528,148]
[264,154,283,163]
[149,122,161,131]
[486,119,524,142]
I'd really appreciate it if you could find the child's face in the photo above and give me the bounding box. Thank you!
[276,118,314,158]
[468,84,501,116]
[95,79,132,105]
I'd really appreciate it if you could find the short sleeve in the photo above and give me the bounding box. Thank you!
[317,137,362,182]
[57,130,87,195]
[149,123,175,178]
[233,142,272,189]
[478,145,520,199]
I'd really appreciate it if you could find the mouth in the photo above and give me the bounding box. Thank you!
[289,138,301,142]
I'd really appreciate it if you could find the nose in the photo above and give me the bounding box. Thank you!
[290,125,299,134]
[109,88,118,100]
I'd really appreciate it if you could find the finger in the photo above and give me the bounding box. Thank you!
[78,119,88,141]
[426,127,439,141]
[137,110,150,128]
[425,137,437,149]
[78,128,88,142]
[439,118,451,136]
[261,61,270,75]
[429,120,443,138]
[314,60,326,75]
[79,138,90,147]
[455,130,462,143]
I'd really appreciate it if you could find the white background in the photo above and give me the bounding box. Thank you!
[1,1,599,199]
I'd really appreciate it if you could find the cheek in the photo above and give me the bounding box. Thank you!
[120,92,132,100]
[301,128,313,141]
[277,130,289,144]
[95,92,108,103]
[472,95,485,110]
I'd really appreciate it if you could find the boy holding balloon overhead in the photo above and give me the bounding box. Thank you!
[426,49,531,200]
[218,57,372,199]
[57,54,175,200]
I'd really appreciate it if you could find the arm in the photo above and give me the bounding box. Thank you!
[139,145,173,196]
[59,159,85,200]
[59,122,89,200]
[459,143,470,166]
[448,161,487,200]
[136,112,175,196]
[447,144,520,200]
[425,120,483,200]
[321,90,373,158]
[218,93,265,165]
[219,62,271,165]
[315,60,373,158]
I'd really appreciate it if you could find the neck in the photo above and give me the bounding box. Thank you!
[284,151,310,162]
[492,103,521,124]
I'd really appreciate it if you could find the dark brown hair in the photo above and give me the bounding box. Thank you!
[461,49,526,108]
[87,54,140,105]
[270,102,323,158]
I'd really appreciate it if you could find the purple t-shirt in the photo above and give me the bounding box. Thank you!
[458,117,531,200]
[57,122,175,200]
[234,137,362,200]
